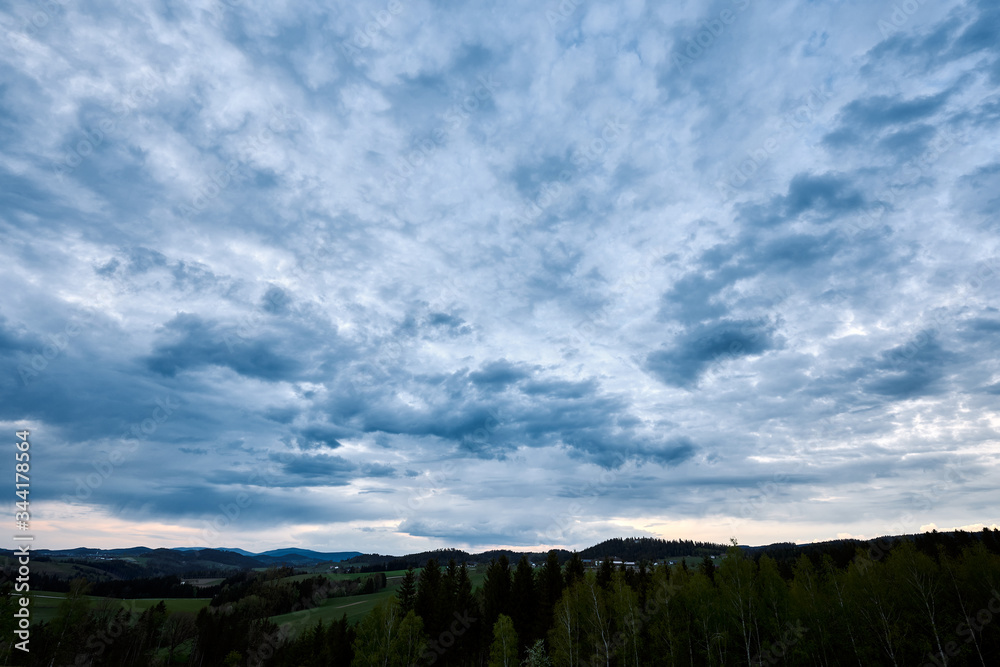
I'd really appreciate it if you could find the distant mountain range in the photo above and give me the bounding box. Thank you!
[172,546,363,561]
[2,529,997,598]
[6,531,995,583]
[2,538,730,573]
[10,546,366,569]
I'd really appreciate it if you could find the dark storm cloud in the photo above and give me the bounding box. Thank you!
[657,225,850,330]
[0,313,38,353]
[657,272,732,324]
[520,378,597,399]
[145,313,301,381]
[468,359,532,388]
[840,92,950,130]
[293,423,353,449]
[260,285,292,314]
[427,312,471,336]
[864,0,999,74]
[280,453,357,481]
[645,319,780,388]
[877,124,939,160]
[860,333,955,399]
[822,91,953,152]
[739,172,868,226]
[123,246,169,274]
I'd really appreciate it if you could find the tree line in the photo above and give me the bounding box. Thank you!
[1,568,387,665]
[4,529,999,665]
[278,533,1000,666]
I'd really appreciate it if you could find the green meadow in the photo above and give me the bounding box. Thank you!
[269,569,486,636]
[29,568,486,636]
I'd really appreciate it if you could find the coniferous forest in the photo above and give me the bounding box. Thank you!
[6,530,1000,666]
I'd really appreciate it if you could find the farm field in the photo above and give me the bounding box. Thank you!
[269,586,399,631]
[124,597,213,614]
[183,577,224,588]
[269,569,486,635]
[25,591,212,624]
[274,569,409,584]
[22,591,69,624]
[0,557,112,581]
[26,568,482,631]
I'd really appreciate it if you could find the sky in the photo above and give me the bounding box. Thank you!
[1,0,998,555]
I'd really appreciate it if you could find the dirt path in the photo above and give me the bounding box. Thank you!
[333,600,368,609]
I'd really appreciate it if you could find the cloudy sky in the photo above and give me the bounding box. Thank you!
[1,0,998,554]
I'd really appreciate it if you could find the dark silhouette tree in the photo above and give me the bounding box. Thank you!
[415,558,444,638]
[564,552,585,588]
[398,566,417,613]
[482,556,512,633]
[511,555,537,653]
[699,554,716,583]
[597,556,614,590]
[539,550,564,640]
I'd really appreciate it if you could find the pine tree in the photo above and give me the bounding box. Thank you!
[699,555,716,583]
[415,559,444,637]
[483,556,512,631]
[443,558,460,609]
[539,550,564,639]
[398,567,417,613]
[456,562,475,610]
[453,561,479,666]
[564,552,585,588]
[597,557,614,590]
[512,555,537,652]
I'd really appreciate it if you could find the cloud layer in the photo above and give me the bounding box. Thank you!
[1,0,998,552]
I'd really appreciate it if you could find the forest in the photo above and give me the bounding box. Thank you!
[4,529,999,666]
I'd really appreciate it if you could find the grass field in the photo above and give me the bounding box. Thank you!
[270,587,399,631]
[183,577,224,588]
[0,557,112,582]
[30,561,713,637]
[25,566,480,632]
[124,597,212,614]
[273,569,410,584]
[23,592,68,624]
[24,591,213,624]
[269,569,486,636]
